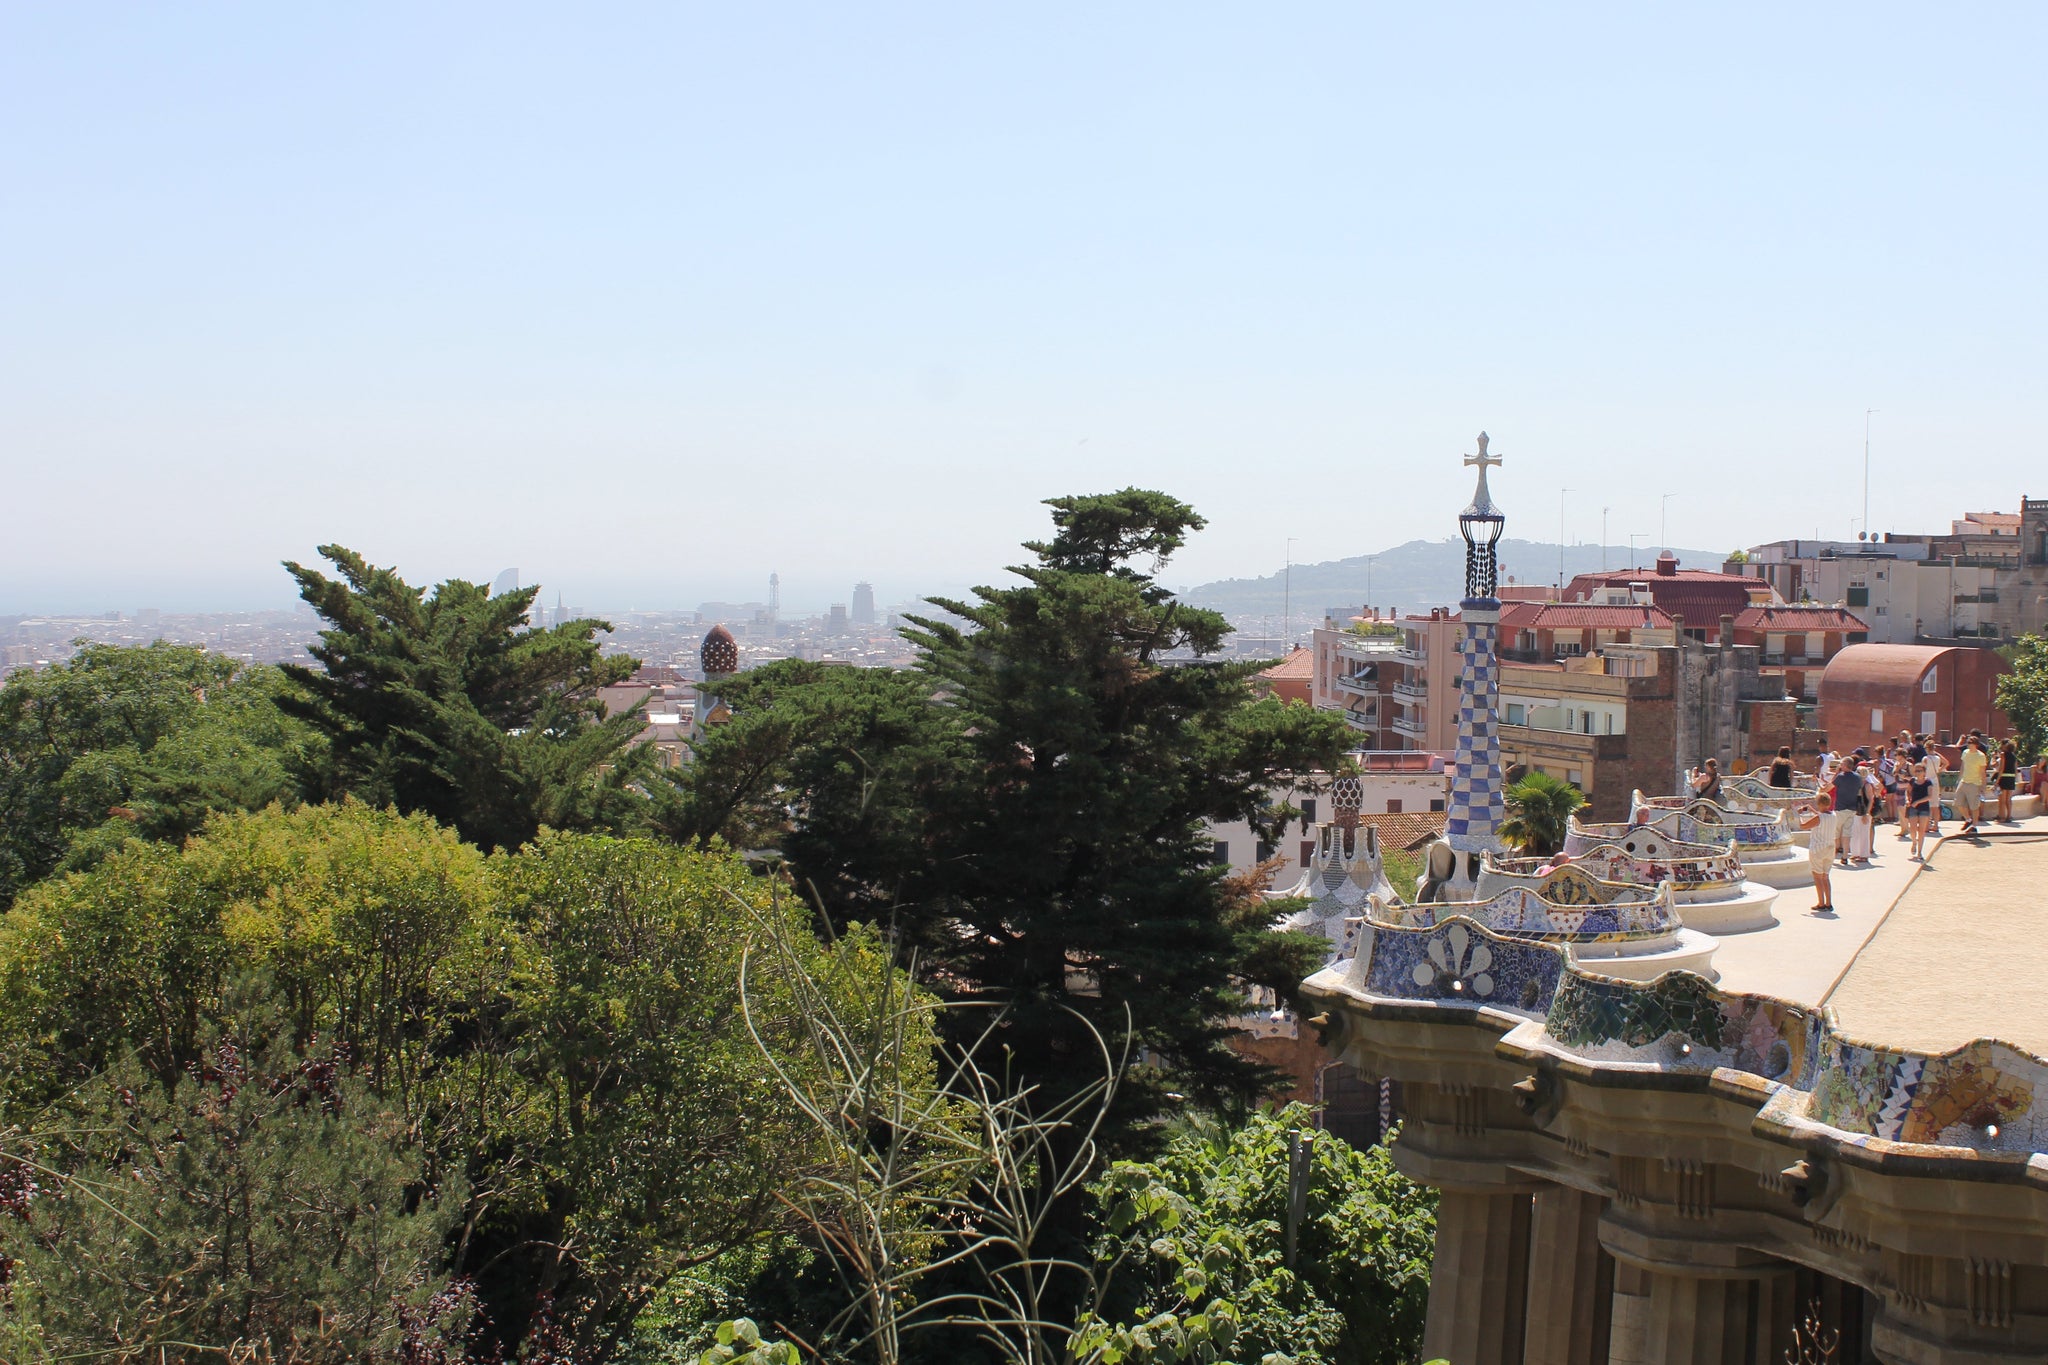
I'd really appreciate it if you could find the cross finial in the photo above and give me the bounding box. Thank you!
[1464,431,1502,472]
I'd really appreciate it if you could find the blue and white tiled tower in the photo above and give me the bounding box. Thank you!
[1443,434,1507,888]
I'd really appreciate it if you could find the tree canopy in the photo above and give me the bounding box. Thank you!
[280,545,648,850]
[0,804,907,1360]
[1996,633,2048,762]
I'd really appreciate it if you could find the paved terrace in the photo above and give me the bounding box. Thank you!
[1706,812,2048,1055]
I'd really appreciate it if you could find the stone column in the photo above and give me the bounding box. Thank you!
[1524,1186,1612,1365]
[1639,1273,1771,1365]
[1423,1186,1533,1365]
[1601,1215,1793,1365]
[1607,1261,1652,1365]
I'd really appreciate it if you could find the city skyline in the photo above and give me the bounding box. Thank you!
[5,6,2042,613]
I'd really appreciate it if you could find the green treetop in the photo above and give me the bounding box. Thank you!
[0,642,319,907]
[280,545,648,850]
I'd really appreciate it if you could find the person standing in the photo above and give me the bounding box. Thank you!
[1832,760,1869,866]
[1768,745,1796,788]
[1905,761,1935,860]
[1996,738,2020,823]
[1923,740,1946,836]
[1691,758,1723,802]
[1799,790,1839,912]
[1956,735,1989,836]
[1851,760,1881,864]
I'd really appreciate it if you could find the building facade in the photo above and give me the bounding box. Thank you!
[1816,643,2012,747]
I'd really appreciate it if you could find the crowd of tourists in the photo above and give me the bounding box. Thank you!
[1779,732,2040,913]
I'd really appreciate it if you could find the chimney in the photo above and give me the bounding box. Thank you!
[1655,552,1679,577]
[1719,614,1734,647]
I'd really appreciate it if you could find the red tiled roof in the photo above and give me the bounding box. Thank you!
[1357,810,1449,852]
[1501,602,1674,631]
[1260,645,1314,680]
[1734,605,1867,632]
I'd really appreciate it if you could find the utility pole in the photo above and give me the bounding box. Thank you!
[1559,488,1574,592]
[1863,409,1879,542]
[1629,533,1645,569]
[1601,506,1611,572]
[1283,538,1297,650]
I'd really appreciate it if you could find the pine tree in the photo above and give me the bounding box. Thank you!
[902,491,1350,1129]
[280,545,647,850]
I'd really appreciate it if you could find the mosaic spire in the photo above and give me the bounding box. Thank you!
[1445,434,1506,860]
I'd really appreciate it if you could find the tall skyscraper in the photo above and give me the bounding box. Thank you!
[768,573,781,621]
[828,603,849,635]
[852,581,876,626]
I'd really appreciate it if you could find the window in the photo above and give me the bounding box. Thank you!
[1211,841,1231,866]
[1429,798,1445,812]
[1256,840,1275,863]
[1505,702,1526,725]
[1847,586,1869,607]
[1386,799,1404,814]
[1300,840,1315,867]
[1566,770,1584,787]
[1922,668,1938,694]
[1871,708,1885,733]
[1300,798,1318,825]
[1921,710,1937,735]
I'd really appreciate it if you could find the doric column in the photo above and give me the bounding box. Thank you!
[1607,1261,1652,1365]
[1523,1186,1613,1365]
[1423,1186,1533,1365]
[1640,1273,1771,1365]
[1601,1214,1793,1365]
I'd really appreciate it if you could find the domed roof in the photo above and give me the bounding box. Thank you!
[701,624,738,676]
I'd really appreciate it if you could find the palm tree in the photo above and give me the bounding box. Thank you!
[1498,771,1586,856]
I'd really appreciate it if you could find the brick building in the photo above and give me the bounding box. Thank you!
[1816,642,2012,747]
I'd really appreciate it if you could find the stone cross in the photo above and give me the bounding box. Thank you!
[1465,431,1502,472]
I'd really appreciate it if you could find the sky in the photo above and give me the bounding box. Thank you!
[4,4,2044,614]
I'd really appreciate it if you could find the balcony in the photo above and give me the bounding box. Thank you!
[1332,672,1380,698]
[1392,680,1429,702]
[1391,715,1428,742]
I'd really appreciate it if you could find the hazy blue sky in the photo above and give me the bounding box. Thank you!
[4,4,2042,613]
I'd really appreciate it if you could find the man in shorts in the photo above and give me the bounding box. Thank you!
[1956,734,1989,836]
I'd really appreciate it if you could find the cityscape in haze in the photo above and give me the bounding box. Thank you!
[8,5,2048,1362]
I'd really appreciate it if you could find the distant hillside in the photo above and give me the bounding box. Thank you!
[1178,539,1732,620]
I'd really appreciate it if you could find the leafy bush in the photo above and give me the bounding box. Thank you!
[1082,1105,1435,1365]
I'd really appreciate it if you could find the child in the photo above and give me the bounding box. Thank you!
[1799,791,1838,913]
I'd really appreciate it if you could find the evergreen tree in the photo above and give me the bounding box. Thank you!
[655,659,966,927]
[280,545,647,850]
[901,491,1349,1129]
